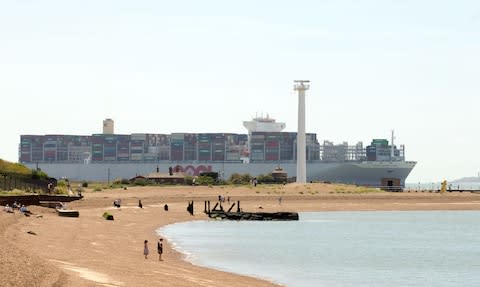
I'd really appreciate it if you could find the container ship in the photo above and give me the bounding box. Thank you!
[19,117,416,188]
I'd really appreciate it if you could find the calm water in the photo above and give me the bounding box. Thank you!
[158,211,480,287]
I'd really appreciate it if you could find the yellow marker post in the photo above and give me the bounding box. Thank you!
[440,180,447,194]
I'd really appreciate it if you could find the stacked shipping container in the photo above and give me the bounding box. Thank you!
[198,134,211,161]
[19,131,325,163]
[211,134,225,161]
[170,133,184,161]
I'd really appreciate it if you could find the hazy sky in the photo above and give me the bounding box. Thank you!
[1,0,479,183]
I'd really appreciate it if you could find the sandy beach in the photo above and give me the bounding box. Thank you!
[2,183,480,287]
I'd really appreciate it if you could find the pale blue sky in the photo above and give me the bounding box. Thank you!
[1,0,479,183]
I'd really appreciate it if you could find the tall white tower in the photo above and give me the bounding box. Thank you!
[294,80,310,183]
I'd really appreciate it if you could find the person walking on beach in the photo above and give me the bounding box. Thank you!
[157,238,164,261]
[144,240,149,259]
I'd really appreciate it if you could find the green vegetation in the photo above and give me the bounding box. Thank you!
[102,212,114,220]
[330,185,383,194]
[0,159,50,193]
[226,172,277,185]
[71,171,384,196]
[199,172,219,180]
[228,173,252,184]
[0,159,48,179]
[113,178,130,185]
[256,173,275,183]
[0,189,28,195]
[54,179,69,195]
[196,175,216,186]
[132,178,148,186]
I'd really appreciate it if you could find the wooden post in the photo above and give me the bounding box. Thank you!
[187,201,194,216]
[227,203,236,213]
[204,201,207,213]
[237,201,240,212]
[207,201,211,214]
[212,202,219,211]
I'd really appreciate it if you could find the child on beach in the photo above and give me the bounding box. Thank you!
[157,238,163,261]
[144,240,149,259]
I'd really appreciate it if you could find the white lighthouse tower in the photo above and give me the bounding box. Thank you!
[294,80,310,183]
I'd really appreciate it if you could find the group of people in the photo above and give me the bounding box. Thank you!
[144,238,164,261]
[113,199,121,208]
[3,201,30,214]
[217,195,230,204]
[113,199,166,261]
[3,204,14,213]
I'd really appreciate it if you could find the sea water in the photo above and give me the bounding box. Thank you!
[157,211,480,287]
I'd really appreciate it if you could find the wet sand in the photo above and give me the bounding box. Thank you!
[2,183,480,286]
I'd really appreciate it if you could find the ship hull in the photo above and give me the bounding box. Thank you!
[27,161,416,187]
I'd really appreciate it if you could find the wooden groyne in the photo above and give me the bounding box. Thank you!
[209,210,299,221]
[204,200,299,221]
[0,195,83,206]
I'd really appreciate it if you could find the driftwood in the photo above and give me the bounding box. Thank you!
[56,209,79,218]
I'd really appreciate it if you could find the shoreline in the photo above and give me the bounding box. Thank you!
[2,183,480,286]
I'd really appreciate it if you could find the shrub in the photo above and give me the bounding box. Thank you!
[199,172,219,180]
[133,178,147,186]
[81,181,88,188]
[185,176,194,185]
[102,212,114,220]
[228,173,252,184]
[196,175,215,186]
[57,180,67,187]
[113,178,130,185]
[54,185,68,195]
[31,169,49,180]
[257,174,274,184]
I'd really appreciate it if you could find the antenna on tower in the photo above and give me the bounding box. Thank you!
[391,130,395,160]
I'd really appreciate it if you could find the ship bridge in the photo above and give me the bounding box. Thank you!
[243,114,286,133]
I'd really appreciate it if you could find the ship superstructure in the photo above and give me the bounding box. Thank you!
[243,113,286,133]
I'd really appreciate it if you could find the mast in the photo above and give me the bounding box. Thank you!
[391,129,395,160]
